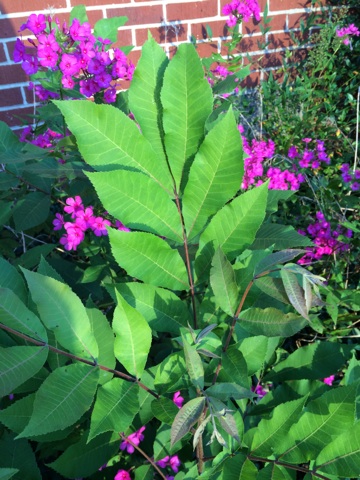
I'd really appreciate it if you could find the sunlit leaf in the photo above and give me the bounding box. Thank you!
[170,397,205,447]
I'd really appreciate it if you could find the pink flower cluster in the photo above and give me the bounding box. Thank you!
[114,470,131,480]
[14,13,134,103]
[251,383,268,399]
[242,136,304,190]
[340,163,360,191]
[336,23,360,46]
[323,375,335,386]
[241,135,332,191]
[157,455,181,474]
[20,126,63,149]
[53,196,130,251]
[173,391,184,408]
[298,211,350,265]
[222,0,261,27]
[120,426,146,454]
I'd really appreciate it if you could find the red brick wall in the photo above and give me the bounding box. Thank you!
[0,0,326,129]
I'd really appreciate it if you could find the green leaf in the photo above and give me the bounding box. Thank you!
[280,269,309,319]
[239,336,280,376]
[22,269,98,360]
[13,192,50,231]
[0,468,19,480]
[89,378,139,442]
[113,282,191,334]
[87,169,182,242]
[275,384,357,464]
[222,347,249,388]
[210,248,239,317]
[182,108,244,240]
[314,421,360,477]
[69,4,88,23]
[48,431,119,478]
[54,101,172,191]
[254,249,305,276]
[0,258,27,304]
[238,307,307,337]
[134,465,153,480]
[182,337,204,390]
[94,16,128,43]
[109,229,189,290]
[251,396,307,456]
[254,277,291,305]
[0,346,47,397]
[205,383,255,401]
[154,352,189,394]
[257,464,295,480]
[17,363,99,438]
[87,307,115,385]
[212,68,249,94]
[152,397,179,425]
[0,288,47,342]
[223,453,257,479]
[161,43,213,191]
[0,394,35,434]
[128,35,169,163]
[251,223,313,250]
[196,183,268,281]
[113,291,152,378]
[0,431,41,480]
[170,397,205,447]
[264,342,351,382]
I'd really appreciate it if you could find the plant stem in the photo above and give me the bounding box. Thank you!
[174,191,197,329]
[248,455,331,479]
[0,322,159,399]
[119,433,167,480]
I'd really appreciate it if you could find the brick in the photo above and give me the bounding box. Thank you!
[241,70,261,88]
[0,43,7,63]
[269,0,311,11]
[0,106,34,128]
[194,42,218,58]
[167,1,217,22]
[136,24,188,47]
[70,0,128,5]
[112,29,133,48]
[0,17,29,37]
[267,32,294,49]
[0,87,23,108]
[0,64,27,85]
[107,5,163,27]
[191,21,229,41]
[0,0,66,13]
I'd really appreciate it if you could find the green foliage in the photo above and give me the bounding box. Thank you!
[0,11,359,480]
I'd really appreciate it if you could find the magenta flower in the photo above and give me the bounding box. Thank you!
[114,470,131,480]
[22,55,39,75]
[20,13,46,35]
[13,39,26,62]
[157,455,181,473]
[115,220,130,232]
[38,48,59,69]
[62,75,75,89]
[60,53,80,76]
[120,426,146,454]
[91,216,111,236]
[104,87,117,103]
[173,391,184,409]
[53,213,65,231]
[252,384,267,399]
[64,196,84,218]
[323,375,335,386]
[169,455,181,473]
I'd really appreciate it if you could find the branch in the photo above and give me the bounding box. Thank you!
[0,322,159,399]
[248,455,331,480]
[119,433,167,480]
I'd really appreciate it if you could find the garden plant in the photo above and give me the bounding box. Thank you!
[0,2,359,480]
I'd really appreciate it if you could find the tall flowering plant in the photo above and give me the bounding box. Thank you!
[0,4,359,480]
